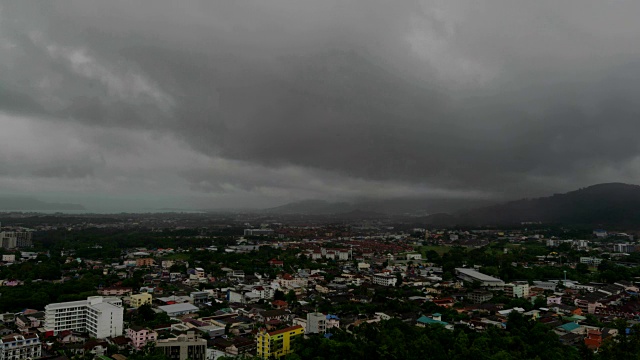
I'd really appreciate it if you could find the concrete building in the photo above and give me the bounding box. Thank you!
[0,333,41,360]
[130,293,153,308]
[372,273,397,287]
[190,291,209,306]
[504,281,530,298]
[1,255,14,263]
[455,268,504,287]
[155,331,206,360]
[127,326,158,350]
[306,312,326,334]
[44,296,123,339]
[136,258,155,267]
[468,291,493,303]
[256,325,304,359]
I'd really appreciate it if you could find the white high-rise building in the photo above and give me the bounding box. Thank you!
[45,296,123,339]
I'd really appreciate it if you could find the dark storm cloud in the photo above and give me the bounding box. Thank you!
[2,0,640,209]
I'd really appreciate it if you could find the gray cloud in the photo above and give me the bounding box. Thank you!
[2,1,640,210]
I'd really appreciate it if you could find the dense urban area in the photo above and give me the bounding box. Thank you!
[0,212,640,360]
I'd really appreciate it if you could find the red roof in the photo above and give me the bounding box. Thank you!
[268,325,303,336]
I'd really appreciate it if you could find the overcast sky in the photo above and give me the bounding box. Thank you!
[2,1,640,211]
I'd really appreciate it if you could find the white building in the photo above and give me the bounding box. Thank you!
[306,312,326,334]
[580,257,603,266]
[1,255,14,263]
[0,333,41,360]
[504,281,530,298]
[455,268,504,287]
[45,296,123,339]
[372,273,397,287]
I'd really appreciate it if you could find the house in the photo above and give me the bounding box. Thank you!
[268,259,284,267]
[272,300,288,310]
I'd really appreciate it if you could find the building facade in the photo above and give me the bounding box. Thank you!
[130,293,153,308]
[306,313,326,334]
[0,333,41,360]
[155,332,206,360]
[44,296,124,338]
[372,273,397,287]
[127,326,158,350]
[256,325,304,359]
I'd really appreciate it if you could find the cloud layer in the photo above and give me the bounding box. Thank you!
[2,1,640,211]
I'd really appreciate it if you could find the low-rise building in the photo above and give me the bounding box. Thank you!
[130,293,153,308]
[127,326,157,350]
[372,273,397,287]
[155,331,206,360]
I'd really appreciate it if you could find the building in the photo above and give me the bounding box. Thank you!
[98,287,133,296]
[1,255,14,263]
[306,312,326,334]
[190,291,209,306]
[580,257,603,266]
[256,325,304,359]
[130,293,153,308]
[0,333,41,360]
[44,296,124,339]
[158,303,199,317]
[468,291,493,303]
[155,331,206,360]
[455,268,505,287]
[504,281,530,298]
[372,273,397,287]
[136,258,155,267]
[127,326,158,350]
[613,243,638,253]
[0,231,32,249]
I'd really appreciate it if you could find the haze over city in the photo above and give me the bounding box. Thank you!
[2,1,640,211]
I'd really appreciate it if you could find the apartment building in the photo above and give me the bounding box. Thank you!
[136,258,155,267]
[0,333,41,360]
[130,293,153,308]
[44,296,124,339]
[504,282,530,298]
[306,312,326,334]
[256,325,304,359]
[155,332,206,360]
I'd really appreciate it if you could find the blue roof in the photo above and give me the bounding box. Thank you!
[432,313,442,317]
[326,314,340,320]
[417,315,448,326]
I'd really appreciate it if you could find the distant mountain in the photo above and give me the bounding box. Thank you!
[263,198,494,216]
[431,183,640,226]
[0,196,85,211]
